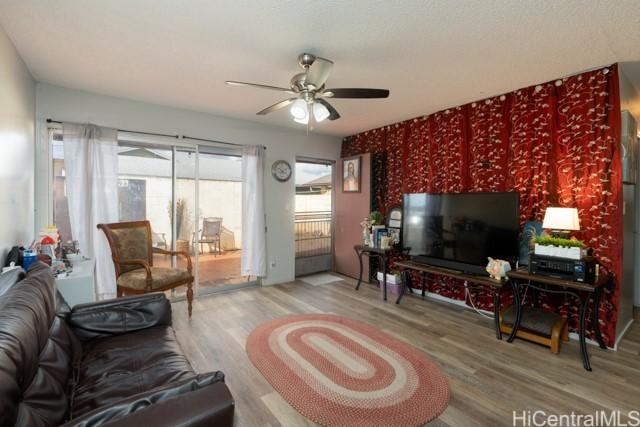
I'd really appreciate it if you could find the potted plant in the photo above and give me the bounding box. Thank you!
[367,211,385,247]
[369,211,383,225]
[168,199,192,253]
[533,236,585,260]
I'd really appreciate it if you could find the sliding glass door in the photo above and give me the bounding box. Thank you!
[117,144,175,270]
[50,129,257,299]
[195,148,249,293]
[116,138,256,298]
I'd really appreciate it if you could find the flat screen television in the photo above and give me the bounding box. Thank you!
[402,192,520,275]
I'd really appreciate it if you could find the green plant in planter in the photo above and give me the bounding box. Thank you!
[369,211,383,225]
[168,198,192,241]
[534,236,584,248]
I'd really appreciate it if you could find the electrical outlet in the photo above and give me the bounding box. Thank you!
[270,260,276,268]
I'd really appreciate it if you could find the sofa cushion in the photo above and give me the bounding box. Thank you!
[61,372,228,427]
[71,326,195,418]
[117,267,191,291]
[67,293,172,342]
[0,262,80,427]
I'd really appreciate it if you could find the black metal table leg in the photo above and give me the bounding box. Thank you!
[396,269,407,304]
[355,248,363,290]
[382,254,387,301]
[579,295,592,371]
[591,287,607,350]
[421,271,426,298]
[507,280,521,343]
[493,289,502,340]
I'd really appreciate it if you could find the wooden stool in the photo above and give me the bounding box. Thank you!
[500,306,569,354]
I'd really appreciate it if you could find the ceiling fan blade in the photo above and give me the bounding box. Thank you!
[316,99,341,121]
[323,88,390,98]
[256,98,297,115]
[305,57,334,89]
[226,81,295,94]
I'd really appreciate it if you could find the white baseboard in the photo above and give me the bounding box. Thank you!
[567,332,602,349]
[409,287,495,315]
[613,318,635,351]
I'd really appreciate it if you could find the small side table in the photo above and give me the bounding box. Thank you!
[56,259,96,307]
[507,269,611,371]
[354,245,409,301]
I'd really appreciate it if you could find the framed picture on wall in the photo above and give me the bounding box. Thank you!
[342,156,361,192]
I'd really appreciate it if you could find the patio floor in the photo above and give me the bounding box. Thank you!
[154,249,247,290]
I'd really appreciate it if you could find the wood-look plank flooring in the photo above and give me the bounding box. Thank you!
[171,276,640,427]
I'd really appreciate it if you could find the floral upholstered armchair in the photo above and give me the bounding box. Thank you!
[98,220,194,316]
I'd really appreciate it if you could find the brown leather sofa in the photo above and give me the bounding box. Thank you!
[0,262,234,427]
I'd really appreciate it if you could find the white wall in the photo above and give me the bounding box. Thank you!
[619,64,640,312]
[35,83,342,285]
[295,191,332,213]
[620,63,640,120]
[0,25,34,260]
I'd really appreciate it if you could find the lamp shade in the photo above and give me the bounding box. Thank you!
[542,207,580,231]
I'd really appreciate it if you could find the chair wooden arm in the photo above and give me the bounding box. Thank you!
[152,248,193,274]
[115,258,153,292]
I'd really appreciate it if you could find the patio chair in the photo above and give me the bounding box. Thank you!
[152,231,168,250]
[194,217,223,256]
[98,220,194,317]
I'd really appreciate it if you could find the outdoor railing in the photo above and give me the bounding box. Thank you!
[295,211,332,258]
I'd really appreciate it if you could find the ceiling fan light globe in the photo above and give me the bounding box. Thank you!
[313,102,330,122]
[294,114,309,125]
[290,99,308,119]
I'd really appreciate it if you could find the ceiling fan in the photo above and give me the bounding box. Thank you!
[226,53,390,126]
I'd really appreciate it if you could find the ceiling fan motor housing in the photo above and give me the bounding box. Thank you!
[290,73,307,92]
[297,53,316,69]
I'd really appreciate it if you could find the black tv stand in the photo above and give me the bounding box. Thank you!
[427,264,463,276]
[394,260,518,341]
[411,255,489,276]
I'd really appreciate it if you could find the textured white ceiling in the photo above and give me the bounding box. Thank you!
[1,0,640,137]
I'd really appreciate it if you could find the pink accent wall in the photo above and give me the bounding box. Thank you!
[335,153,371,280]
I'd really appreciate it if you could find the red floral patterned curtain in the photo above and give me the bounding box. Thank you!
[340,65,622,347]
[468,96,511,193]
[385,124,407,208]
[403,117,430,194]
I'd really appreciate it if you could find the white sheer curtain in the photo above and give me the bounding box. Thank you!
[63,123,119,299]
[241,145,266,277]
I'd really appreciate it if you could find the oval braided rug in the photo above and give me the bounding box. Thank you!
[246,314,449,427]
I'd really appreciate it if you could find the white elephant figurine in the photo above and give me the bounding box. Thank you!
[486,257,511,280]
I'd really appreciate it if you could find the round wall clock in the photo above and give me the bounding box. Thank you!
[271,160,292,182]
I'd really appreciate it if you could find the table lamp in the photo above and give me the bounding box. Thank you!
[542,207,580,238]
